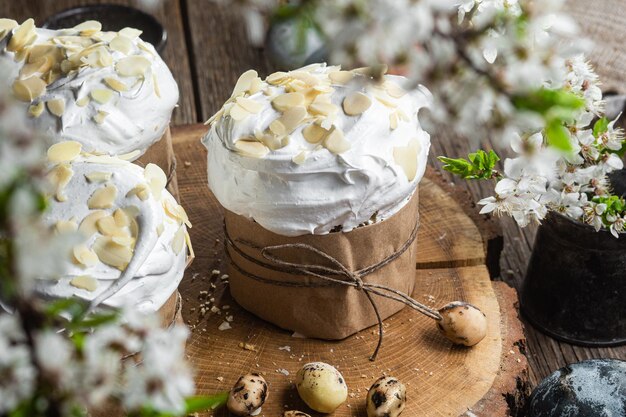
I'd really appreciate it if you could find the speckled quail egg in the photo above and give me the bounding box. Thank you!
[226,373,268,416]
[437,301,487,346]
[366,376,407,417]
[296,362,348,413]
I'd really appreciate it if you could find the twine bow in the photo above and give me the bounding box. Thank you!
[224,222,443,361]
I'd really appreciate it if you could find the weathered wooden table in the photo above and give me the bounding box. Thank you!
[3,0,625,402]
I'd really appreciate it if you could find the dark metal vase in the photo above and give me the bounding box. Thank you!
[521,211,626,346]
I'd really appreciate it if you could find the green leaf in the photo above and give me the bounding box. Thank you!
[513,88,585,115]
[545,119,573,152]
[438,150,501,180]
[185,392,229,413]
[593,117,609,138]
[76,311,119,328]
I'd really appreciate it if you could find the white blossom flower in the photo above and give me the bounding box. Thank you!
[35,330,76,391]
[0,315,35,413]
[583,202,607,231]
[123,325,193,414]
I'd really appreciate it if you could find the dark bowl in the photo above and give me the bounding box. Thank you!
[43,4,167,53]
[528,359,626,417]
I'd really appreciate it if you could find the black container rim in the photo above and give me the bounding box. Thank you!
[42,4,167,53]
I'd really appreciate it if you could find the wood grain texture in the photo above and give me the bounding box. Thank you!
[172,124,528,416]
[1,0,196,124]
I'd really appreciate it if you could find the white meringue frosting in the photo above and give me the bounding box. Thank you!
[37,143,191,313]
[202,63,431,236]
[0,18,178,159]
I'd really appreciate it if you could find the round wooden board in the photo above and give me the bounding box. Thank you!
[172,124,529,417]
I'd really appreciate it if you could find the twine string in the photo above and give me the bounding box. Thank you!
[223,221,443,361]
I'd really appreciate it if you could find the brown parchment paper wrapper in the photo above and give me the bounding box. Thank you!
[136,126,179,199]
[225,190,420,340]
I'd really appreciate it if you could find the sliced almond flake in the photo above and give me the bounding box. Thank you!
[266,71,288,85]
[236,97,263,113]
[271,92,305,112]
[269,119,286,136]
[97,216,129,238]
[343,91,372,116]
[109,35,133,54]
[144,163,167,200]
[96,31,116,43]
[302,123,328,144]
[329,70,354,84]
[292,151,309,165]
[204,108,224,126]
[91,88,113,104]
[55,219,78,234]
[263,86,276,96]
[320,115,335,131]
[248,77,264,95]
[88,184,118,209]
[288,70,319,86]
[117,150,141,161]
[72,20,102,36]
[13,76,46,102]
[393,138,421,181]
[119,27,142,40]
[43,69,62,85]
[47,98,65,117]
[113,208,130,228]
[70,275,98,292]
[313,84,334,94]
[229,103,250,122]
[47,141,82,163]
[79,211,107,237]
[97,48,113,67]
[324,128,351,154]
[352,64,388,78]
[389,112,399,130]
[20,55,55,78]
[47,163,74,202]
[278,106,307,133]
[260,134,290,151]
[7,18,36,52]
[126,183,150,201]
[234,140,269,159]
[115,56,150,77]
[163,199,191,228]
[85,171,112,183]
[73,244,99,267]
[231,69,258,97]
[28,44,59,61]
[308,101,339,117]
[104,77,128,92]
[0,18,18,42]
[93,110,108,124]
[76,96,90,107]
[156,223,164,236]
[171,226,186,255]
[184,230,195,260]
[28,102,45,118]
[152,73,161,98]
[112,235,135,247]
[93,236,133,270]
[384,80,407,98]
[285,79,308,93]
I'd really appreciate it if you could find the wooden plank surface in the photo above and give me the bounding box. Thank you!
[2,0,625,399]
[172,124,527,416]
